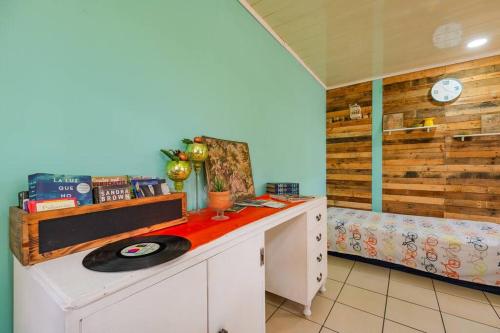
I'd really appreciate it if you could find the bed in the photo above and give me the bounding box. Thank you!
[327,207,500,287]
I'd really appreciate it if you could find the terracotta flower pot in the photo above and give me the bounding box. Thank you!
[208,191,232,210]
[208,191,232,220]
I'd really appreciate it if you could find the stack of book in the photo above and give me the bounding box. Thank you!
[266,182,299,195]
[23,173,172,213]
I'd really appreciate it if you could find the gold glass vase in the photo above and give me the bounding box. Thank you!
[186,143,208,211]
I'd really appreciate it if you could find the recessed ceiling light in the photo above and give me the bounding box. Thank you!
[467,38,488,48]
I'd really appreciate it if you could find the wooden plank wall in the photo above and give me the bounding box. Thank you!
[382,55,500,223]
[326,82,372,210]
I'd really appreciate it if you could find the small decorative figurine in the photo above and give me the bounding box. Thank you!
[424,117,435,127]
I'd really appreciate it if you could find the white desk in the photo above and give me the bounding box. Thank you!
[14,197,327,333]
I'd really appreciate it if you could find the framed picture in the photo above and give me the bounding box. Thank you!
[481,113,500,134]
[383,113,404,130]
[203,136,255,200]
[349,103,362,120]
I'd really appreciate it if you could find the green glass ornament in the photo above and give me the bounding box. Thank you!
[165,160,192,192]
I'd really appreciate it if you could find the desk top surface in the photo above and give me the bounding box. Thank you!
[19,196,326,311]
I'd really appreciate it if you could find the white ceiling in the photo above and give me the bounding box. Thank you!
[242,0,500,88]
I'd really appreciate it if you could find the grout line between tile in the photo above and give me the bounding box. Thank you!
[277,288,339,326]
[387,294,500,331]
[265,299,284,307]
[385,295,452,332]
[343,282,387,296]
[439,310,500,330]
[388,295,443,312]
[381,269,391,332]
[384,319,427,333]
[432,279,447,333]
[321,259,356,331]
[266,303,280,323]
[433,283,490,304]
[434,290,500,328]
[324,257,499,332]
[316,293,337,303]
[278,305,324,326]
[336,301,385,319]
[269,258,358,330]
[381,288,493,314]
[327,276,347,284]
[483,291,500,320]
[388,295,439,311]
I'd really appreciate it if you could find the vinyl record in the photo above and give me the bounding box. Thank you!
[82,235,191,272]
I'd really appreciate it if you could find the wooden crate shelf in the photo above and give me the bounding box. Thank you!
[10,193,187,265]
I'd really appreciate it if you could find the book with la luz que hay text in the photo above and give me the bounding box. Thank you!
[28,173,93,206]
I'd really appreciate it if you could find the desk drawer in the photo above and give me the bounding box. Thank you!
[308,219,327,296]
[308,226,326,252]
[308,231,327,264]
[307,205,326,231]
[308,249,327,295]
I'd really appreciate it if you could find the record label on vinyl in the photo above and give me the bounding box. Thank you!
[119,243,161,257]
[82,235,191,272]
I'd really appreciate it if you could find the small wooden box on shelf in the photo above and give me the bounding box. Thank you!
[10,193,187,266]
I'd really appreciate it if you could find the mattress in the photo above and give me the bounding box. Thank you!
[327,207,500,287]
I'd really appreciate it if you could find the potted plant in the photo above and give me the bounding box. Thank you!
[161,148,192,192]
[208,177,232,221]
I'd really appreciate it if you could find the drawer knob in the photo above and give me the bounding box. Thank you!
[317,273,323,282]
[316,213,322,222]
[219,330,228,333]
[317,253,323,262]
[316,233,322,242]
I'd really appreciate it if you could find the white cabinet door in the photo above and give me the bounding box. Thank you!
[81,262,207,333]
[208,234,265,333]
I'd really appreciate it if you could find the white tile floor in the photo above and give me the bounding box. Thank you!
[265,255,500,333]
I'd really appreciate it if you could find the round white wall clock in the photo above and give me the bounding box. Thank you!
[431,78,463,102]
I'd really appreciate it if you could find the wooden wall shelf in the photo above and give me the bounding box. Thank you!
[383,125,438,134]
[453,132,500,141]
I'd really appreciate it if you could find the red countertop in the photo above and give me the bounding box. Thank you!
[146,195,303,249]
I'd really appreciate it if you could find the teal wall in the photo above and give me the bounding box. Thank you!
[0,1,326,331]
[371,79,383,212]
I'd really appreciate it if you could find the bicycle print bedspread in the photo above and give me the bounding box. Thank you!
[327,207,500,287]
